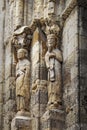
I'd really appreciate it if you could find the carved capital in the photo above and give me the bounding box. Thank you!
[46,21,60,35]
[12,26,32,51]
[45,19,60,46]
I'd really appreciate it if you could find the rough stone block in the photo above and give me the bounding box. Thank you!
[41,109,65,130]
[11,116,31,130]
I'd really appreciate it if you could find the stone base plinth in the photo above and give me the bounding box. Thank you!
[41,109,65,130]
[11,116,31,130]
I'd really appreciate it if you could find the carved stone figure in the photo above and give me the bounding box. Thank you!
[16,48,30,112]
[45,34,62,109]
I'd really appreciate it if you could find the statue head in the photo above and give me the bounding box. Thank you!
[47,34,56,52]
[17,48,28,60]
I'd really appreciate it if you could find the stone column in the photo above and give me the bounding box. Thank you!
[31,25,48,130]
[15,0,24,28]
[44,0,48,19]
[33,0,44,19]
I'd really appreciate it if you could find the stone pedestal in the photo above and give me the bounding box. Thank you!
[11,115,31,130]
[41,109,65,130]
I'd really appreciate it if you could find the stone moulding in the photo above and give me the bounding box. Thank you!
[61,0,77,20]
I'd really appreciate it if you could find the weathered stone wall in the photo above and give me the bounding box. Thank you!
[62,6,79,130]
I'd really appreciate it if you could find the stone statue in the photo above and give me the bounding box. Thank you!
[16,48,30,112]
[45,34,62,109]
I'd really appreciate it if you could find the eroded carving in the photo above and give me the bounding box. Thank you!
[45,33,62,109]
[16,48,30,112]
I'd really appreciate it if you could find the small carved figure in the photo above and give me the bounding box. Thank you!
[45,34,62,109]
[16,48,30,112]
